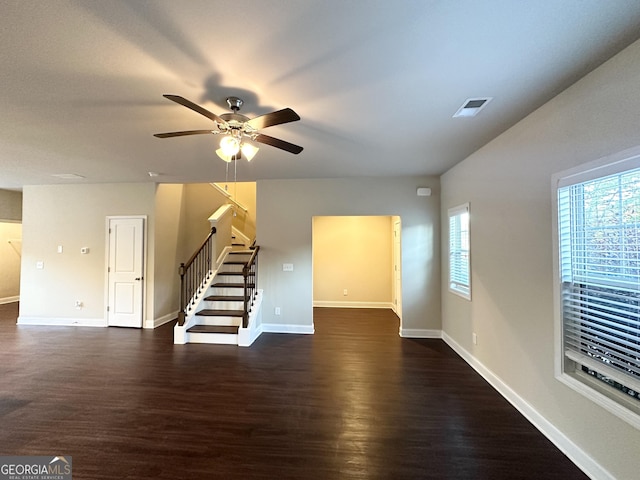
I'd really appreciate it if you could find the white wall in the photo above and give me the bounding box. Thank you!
[440,39,640,479]
[313,216,392,307]
[256,176,439,335]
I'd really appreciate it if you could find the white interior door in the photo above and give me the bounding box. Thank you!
[107,217,144,328]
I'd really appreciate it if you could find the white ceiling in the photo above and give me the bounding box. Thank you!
[2,0,640,189]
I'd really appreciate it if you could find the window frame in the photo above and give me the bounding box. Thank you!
[448,203,471,300]
[552,146,640,429]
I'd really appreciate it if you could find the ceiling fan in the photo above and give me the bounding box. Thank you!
[154,95,303,161]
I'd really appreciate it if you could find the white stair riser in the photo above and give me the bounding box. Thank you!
[210,287,248,296]
[215,275,247,283]
[195,317,242,327]
[187,332,238,345]
[194,314,241,324]
[222,264,245,273]
[202,300,245,310]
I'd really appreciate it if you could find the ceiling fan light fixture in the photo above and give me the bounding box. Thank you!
[220,135,240,156]
[241,143,259,161]
[216,148,234,163]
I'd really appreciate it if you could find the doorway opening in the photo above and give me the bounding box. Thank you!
[312,215,402,332]
[0,220,22,306]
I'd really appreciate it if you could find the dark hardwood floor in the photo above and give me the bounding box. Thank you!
[0,303,587,479]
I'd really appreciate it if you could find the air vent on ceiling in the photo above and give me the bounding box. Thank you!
[453,97,493,118]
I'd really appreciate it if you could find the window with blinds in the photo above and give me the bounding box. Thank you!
[448,203,471,300]
[557,161,640,417]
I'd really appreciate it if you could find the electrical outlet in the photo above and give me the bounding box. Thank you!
[472,333,478,345]
[275,307,281,315]
[343,289,348,296]
[75,300,83,309]
[282,263,294,272]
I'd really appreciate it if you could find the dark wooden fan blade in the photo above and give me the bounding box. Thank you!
[255,134,303,154]
[246,108,300,130]
[153,130,214,138]
[163,94,227,125]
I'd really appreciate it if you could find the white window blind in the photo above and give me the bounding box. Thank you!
[558,167,640,398]
[449,203,470,300]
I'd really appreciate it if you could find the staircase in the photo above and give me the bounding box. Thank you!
[175,247,263,347]
[185,250,256,345]
[174,202,262,347]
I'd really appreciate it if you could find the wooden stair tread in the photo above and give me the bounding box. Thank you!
[196,309,244,317]
[224,261,247,265]
[187,325,239,334]
[212,283,255,288]
[217,271,245,276]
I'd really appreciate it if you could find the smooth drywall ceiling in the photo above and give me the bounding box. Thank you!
[440,38,640,480]
[313,216,392,306]
[257,176,439,333]
[0,222,21,302]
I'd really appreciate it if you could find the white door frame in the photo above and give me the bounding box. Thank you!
[104,215,147,328]
[392,217,403,322]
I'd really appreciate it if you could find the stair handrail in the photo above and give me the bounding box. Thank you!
[178,227,216,326]
[209,183,249,213]
[242,246,260,328]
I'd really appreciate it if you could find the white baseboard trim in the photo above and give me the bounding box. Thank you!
[146,310,179,329]
[261,323,315,335]
[313,300,394,309]
[0,296,19,305]
[441,331,613,480]
[17,316,107,327]
[400,328,442,338]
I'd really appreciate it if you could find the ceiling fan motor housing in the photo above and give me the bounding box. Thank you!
[226,96,244,112]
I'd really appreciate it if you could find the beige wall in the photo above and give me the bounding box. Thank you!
[0,222,21,302]
[153,184,186,320]
[313,216,392,306]
[257,176,439,333]
[19,182,234,326]
[183,183,228,256]
[0,189,22,221]
[440,39,640,479]
[217,181,257,242]
[20,183,156,322]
